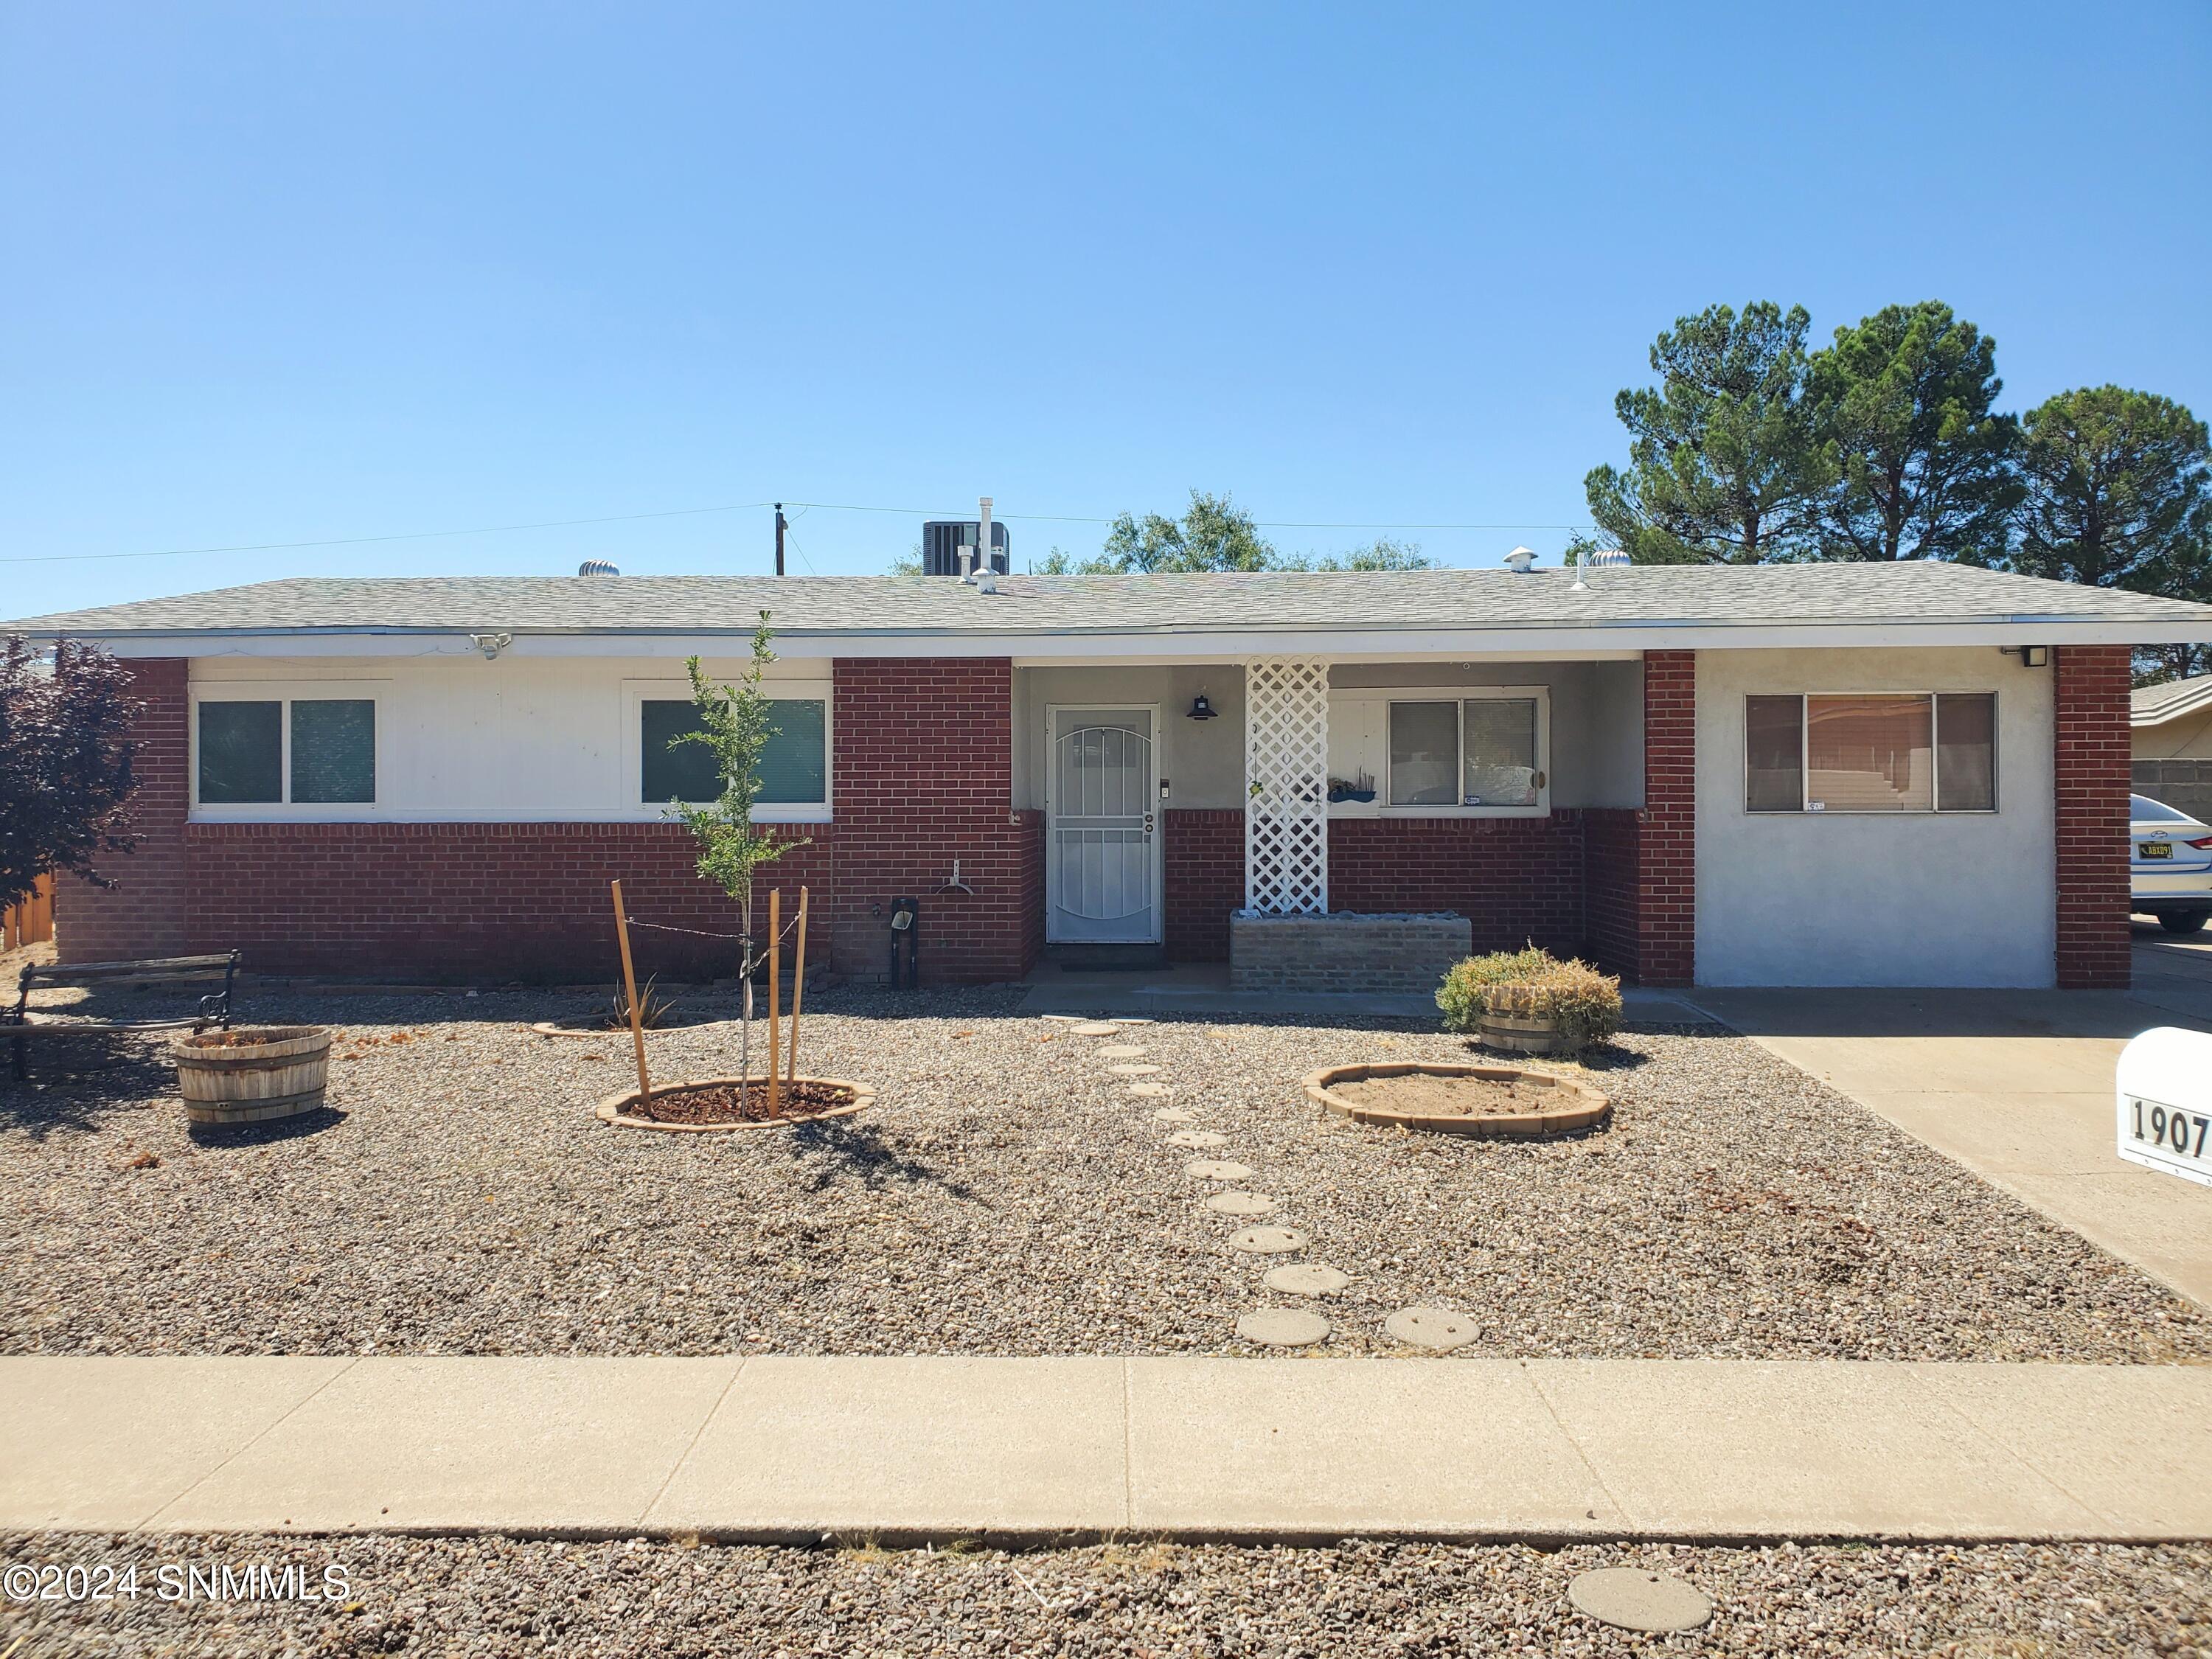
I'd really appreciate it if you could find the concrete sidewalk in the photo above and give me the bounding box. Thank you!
[1689,965,2212,1309]
[6,1355,2208,1544]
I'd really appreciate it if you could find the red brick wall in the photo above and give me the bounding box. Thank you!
[2054,644,2132,990]
[55,658,189,963]
[1637,650,1697,987]
[181,822,830,981]
[1164,810,1245,961]
[1331,814,1588,957]
[1582,807,1641,981]
[828,658,1037,984]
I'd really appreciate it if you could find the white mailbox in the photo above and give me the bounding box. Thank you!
[2116,1027,2212,1189]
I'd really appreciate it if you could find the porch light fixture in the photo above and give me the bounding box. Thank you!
[1187,694,1218,720]
[467,632,514,661]
[2002,645,2051,668]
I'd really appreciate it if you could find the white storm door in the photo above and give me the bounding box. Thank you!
[1047,707,1161,944]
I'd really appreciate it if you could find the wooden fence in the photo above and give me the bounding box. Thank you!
[3,874,55,952]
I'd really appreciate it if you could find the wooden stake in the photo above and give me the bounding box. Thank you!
[765,888,783,1116]
[610,879,651,1104]
[787,886,810,1091]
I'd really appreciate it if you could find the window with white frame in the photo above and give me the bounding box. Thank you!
[639,698,827,808]
[1745,692,1997,813]
[1385,695,1545,808]
[197,698,376,805]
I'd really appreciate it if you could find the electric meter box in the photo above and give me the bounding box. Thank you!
[2115,1026,2212,1188]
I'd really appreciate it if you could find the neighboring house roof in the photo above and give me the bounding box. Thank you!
[9,563,2212,658]
[2133,673,2212,727]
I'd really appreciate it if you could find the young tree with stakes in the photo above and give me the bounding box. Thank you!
[1,636,142,917]
[667,613,806,1093]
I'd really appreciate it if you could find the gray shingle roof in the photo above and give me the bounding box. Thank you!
[7,562,2211,639]
[2133,673,2212,725]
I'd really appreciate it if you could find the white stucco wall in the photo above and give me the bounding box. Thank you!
[1694,646,2056,987]
[189,654,832,821]
[1012,664,1247,810]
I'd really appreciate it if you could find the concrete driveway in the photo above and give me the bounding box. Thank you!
[1688,931,2212,1311]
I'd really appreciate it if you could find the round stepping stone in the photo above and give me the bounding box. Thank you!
[1568,1568,1713,1634]
[1385,1306,1479,1352]
[1071,1022,1120,1037]
[1229,1225,1308,1254]
[1110,1017,1154,1026]
[1154,1108,1196,1123]
[1166,1130,1228,1150]
[1127,1081,1171,1098]
[1109,1062,1161,1077]
[1237,1308,1329,1348]
[1096,1044,1147,1059]
[1205,1191,1276,1216]
[1184,1158,1252,1180]
[1265,1263,1349,1297]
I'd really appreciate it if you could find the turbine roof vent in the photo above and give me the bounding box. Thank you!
[577,559,620,577]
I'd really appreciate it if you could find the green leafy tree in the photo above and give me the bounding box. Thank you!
[1809,301,2018,561]
[1098,490,1279,572]
[1583,302,1831,565]
[669,612,807,1086]
[1,638,143,914]
[885,544,922,575]
[1296,537,1435,572]
[1997,386,2212,683]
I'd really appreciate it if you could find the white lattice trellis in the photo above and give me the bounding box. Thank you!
[1243,655,1331,914]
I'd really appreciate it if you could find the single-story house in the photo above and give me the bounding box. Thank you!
[10,560,2211,990]
[2133,673,2212,822]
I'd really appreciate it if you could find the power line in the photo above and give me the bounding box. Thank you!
[2,495,1593,566]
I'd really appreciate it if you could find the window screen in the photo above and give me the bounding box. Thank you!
[198,702,282,804]
[1745,696,1804,812]
[642,698,827,805]
[1462,698,1537,806]
[1935,693,1996,812]
[1388,702,1458,806]
[641,700,721,804]
[757,699,827,803]
[1806,695,1933,812]
[290,700,375,804]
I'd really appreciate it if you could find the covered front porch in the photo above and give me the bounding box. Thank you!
[1009,651,1690,988]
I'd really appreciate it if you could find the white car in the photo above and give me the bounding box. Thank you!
[2132,793,2212,935]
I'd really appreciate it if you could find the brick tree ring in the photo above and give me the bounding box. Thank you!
[596,1075,874,1133]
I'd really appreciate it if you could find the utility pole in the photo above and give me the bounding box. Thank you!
[773,503,787,576]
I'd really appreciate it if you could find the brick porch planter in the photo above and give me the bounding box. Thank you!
[1228,911,1472,997]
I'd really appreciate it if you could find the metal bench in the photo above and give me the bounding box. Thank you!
[7,952,241,1081]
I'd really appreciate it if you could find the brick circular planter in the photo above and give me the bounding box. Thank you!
[530,1015,738,1040]
[173,1026,333,1124]
[1302,1060,1609,1140]
[595,1075,873,1133]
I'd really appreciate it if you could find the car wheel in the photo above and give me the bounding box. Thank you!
[2157,908,2211,935]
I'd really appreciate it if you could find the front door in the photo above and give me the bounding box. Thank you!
[1047,706,1161,944]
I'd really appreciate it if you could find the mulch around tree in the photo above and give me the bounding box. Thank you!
[626,1078,856,1126]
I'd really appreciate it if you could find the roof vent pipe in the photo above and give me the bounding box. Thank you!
[578,559,620,577]
[1503,546,1537,574]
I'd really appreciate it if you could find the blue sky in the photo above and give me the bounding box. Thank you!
[3,1,2207,616]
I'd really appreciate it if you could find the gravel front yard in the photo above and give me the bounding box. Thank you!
[1,988,2205,1361]
[5,1531,2207,1658]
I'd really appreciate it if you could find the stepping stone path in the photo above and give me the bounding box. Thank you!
[1109,1063,1161,1077]
[1070,1022,1121,1037]
[1166,1130,1228,1149]
[1096,1044,1147,1059]
[1265,1264,1349,1297]
[1205,1191,1277,1216]
[1154,1108,1196,1123]
[1230,1226,1309,1254]
[1385,1307,1478,1352]
[1127,1082,1171,1097]
[1183,1159,1253,1180]
[1568,1569,1713,1633]
[1236,1308,1330,1348]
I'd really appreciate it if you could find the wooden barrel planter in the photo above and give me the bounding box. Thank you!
[1477,1009,1563,1054]
[173,1026,333,1124]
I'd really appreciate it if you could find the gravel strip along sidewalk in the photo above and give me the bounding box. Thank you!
[2,989,2205,1361]
[3,1532,2205,1657]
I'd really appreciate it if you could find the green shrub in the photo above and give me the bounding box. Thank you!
[1436,947,1623,1053]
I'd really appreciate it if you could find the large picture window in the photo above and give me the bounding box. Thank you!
[197,698,375,806]
[640,698,827,807]
[1387,696,1543,808]
[1745,692,1996,814]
